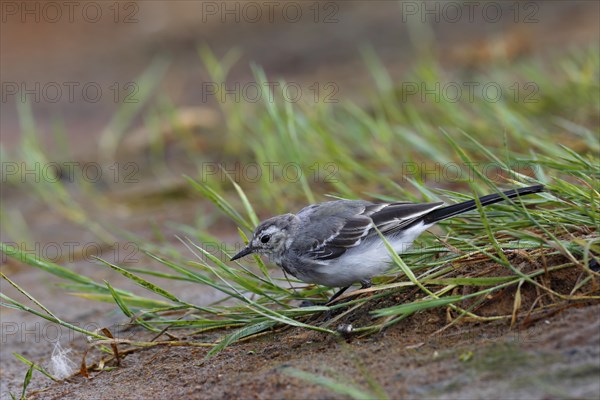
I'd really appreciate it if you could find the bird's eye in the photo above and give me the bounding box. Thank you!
[260,235,271,243]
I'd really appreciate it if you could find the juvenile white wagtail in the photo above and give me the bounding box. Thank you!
[231,185,544,301]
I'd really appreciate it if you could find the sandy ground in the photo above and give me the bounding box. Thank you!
[26,298,600,399]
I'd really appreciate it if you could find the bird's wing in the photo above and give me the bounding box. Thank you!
[293,200,445,261]
[368,202,445,235]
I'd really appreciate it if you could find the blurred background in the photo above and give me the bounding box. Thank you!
[2,0,598,247]
[2,1,598,148]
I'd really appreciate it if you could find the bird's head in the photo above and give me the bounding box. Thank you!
[230,214,296,261]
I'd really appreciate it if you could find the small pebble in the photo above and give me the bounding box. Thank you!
[336,324,353,336]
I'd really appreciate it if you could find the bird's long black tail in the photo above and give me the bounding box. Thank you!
[422,184,544,225]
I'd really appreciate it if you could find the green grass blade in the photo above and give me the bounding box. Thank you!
[283,368,381,400]
[13,353,58,382]
[203,320,276,362]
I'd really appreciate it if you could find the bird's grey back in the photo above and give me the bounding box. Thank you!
[296,200,372,221]
[289,199,444,261]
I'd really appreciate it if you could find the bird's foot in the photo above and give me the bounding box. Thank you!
[360,279,372,289]
[299,299,320,308]
[303,281,373,321]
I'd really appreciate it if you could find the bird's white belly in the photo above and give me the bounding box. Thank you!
[301,222,432,287]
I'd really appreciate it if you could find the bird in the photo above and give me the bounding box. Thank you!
[230,184,544,302]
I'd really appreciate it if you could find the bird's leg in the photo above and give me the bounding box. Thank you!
[326,286,351,305]
[300,285,350,308]
[318,281,371,321]
[326,280,371,305]
[302,280,372,311]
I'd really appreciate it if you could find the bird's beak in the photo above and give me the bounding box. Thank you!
[230,245,253,261]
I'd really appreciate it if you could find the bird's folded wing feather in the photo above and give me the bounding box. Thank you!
[292,200,444,261]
